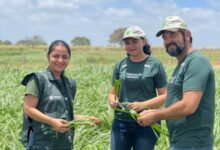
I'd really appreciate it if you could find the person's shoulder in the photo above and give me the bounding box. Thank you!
[188,50,210,64]
[116,57,128,64]
[115,57,128,68]
[185,50,213,71]
[27,69,48,77]
[147,56,163,65]
[21,69,47,86]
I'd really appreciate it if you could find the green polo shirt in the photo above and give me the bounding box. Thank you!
[165,50,215,147]
[112,56,167,121]
[25,79,38,96]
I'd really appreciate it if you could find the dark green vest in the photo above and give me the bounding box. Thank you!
[21,68,76,149]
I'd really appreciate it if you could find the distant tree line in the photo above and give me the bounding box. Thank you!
[16,35,47,46]
[0,35,47,46]
[71,36,90,46]
[0,28,128,47]
[0,40,12,45]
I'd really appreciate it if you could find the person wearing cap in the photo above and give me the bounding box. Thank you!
[138,16,215,150]
[108,26,167,150]
[21,40,101,150]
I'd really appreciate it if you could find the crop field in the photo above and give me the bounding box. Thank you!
[0,45,219,150]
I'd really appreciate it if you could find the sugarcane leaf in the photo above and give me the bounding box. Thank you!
[112,106,169,137]
[114,79,120,97]
[129,109,139,120]
[151,123,169,136]
[68,120,96,128]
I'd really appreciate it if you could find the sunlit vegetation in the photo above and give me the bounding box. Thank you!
[0,45,219,150]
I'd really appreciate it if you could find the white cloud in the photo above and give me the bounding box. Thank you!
[68,0,106,4]
[0,0,220,47]
[127,0,220,48]
[33,0,107,9]
[4,0,28,7]
[134,0,178,16]
[37,0,79,9]
[27,12,69,23]
[208,0,220,9]
[0,0,30,15]
[81,17,91,22]
[0,0,98,11]
[105,7,134,17]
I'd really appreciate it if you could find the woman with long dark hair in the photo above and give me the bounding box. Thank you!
[108,26,167,150]
[21,40,101,150]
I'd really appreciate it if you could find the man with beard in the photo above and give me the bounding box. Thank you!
[138,16,215,150]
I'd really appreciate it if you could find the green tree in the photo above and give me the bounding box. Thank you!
[16,35,47,46]
[109,27,127,47]
[71,36,91,46]
[0,40,12,45]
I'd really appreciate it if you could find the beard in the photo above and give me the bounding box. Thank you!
[165,42,186,57]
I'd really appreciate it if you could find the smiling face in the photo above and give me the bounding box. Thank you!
[123,37,146,57]
[162,30,186,57]
[47,44,70,79]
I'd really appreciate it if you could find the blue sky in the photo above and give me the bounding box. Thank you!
[0,0,220,48]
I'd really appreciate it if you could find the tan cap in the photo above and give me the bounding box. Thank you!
[122,26,145,40]
[156,16,189,37]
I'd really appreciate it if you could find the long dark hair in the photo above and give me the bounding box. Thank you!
[124,37,151,56]
[48,40,71,57]
[143,44,151,55]
[126,44,151,56]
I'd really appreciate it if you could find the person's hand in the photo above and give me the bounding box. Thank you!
[108,96,119,108]
[50,118,70,133]
[137,109,159,126]
[88,116,102,125]
[127,102,145,112]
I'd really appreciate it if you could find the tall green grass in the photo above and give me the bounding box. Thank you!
[0,45,219,150]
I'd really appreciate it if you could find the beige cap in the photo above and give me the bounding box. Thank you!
[156,16,189,37]
[122,26,145,40]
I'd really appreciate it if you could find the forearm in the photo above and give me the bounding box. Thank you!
[156,91,202,121]
[24,107,54,126]
[156,100,192,121]
[108,87,119,108]
[74,114,89,120]
[23,95,70,132]
[138,91,202,126]
[143,94,166,109]
[74,114,101,125]
[108,87,116,100]
[108,93,115,100]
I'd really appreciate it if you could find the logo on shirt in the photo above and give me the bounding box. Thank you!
[121,64,127,69]
[126,73,142,79]
[144,64,151,68]
[48,95,62,100]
